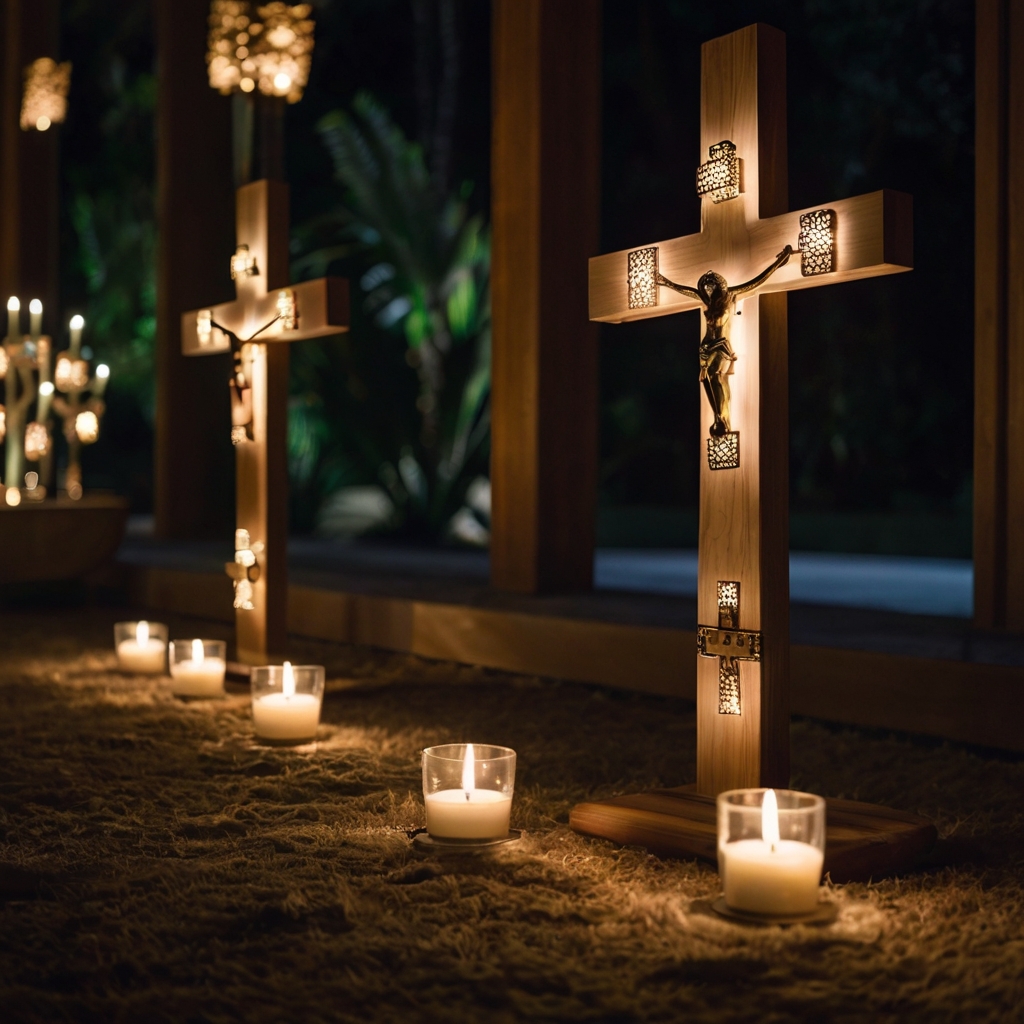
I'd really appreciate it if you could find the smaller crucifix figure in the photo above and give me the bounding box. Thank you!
[657,245,794,444]
[182,178,348,665]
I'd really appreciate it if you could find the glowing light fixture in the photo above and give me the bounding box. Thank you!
[24,421,51,461]
[798,209,836,276]
[230,245,258,279]
[627,247,659,310]
[206,1,314,104]
[20,58,71,132]
[55,356,89,392]
[696,140,741,204]
[75,410,99,444]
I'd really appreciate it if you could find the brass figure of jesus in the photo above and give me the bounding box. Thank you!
[657,245,794,438]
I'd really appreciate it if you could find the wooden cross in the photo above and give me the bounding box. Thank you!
[182,179,348,665]
[588,25,912,796]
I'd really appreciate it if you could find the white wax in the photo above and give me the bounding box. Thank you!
[721,839,824,915]
[252,692,321,742]
[117,638,167,675]
[424,788,512,839]
[169,658,226,698]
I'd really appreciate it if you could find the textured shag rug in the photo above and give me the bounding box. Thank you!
[1,607,1023,1023]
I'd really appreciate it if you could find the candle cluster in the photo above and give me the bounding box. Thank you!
[0,301,109,504]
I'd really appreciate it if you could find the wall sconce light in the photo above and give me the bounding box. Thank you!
[276,289,296,329]
[627,247,659,310]
[197,309,214,347]
[20,57,71,132]
[696,140,741,204]
[798,209,836,276]
[226,527,261,610]
[230,245,258,280]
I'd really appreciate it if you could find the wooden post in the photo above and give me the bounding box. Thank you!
[490,0,601,593]
[974,0,1024,633]
[586,24,912,795]
[0,0,60,331]
[181,180,349,664]
[154,0,236,540]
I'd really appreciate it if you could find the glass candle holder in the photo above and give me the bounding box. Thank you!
[250,662,325,744]
[422,743,516,840]
[114,620,168,675]
[169,639,226,698]
[717,788,826,916]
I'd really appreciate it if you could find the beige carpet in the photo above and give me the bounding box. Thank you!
[1,607,1022,1023]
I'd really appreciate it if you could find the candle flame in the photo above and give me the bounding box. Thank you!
[137,620,149,645]
[282,661,295,698]
[461,743,475,795]
[69,314,84,330]
[29,299,42,315]
[7,297,19,312]
[192,638,204,663]
[762,788,780,851]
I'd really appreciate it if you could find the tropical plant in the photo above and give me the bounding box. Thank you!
[290,91,491,543]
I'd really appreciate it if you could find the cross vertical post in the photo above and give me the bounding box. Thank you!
[587,24,913,796]
[182,179,348,664]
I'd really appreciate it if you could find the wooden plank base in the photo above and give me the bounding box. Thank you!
[569,785,936,883]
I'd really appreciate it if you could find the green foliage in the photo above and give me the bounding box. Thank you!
[290,92,490,540]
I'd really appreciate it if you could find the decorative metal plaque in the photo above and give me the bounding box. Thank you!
[718,660,741,715]
[696,140,740,204]
[707,430,740,470]
[697,580,762,716]
[627,247,659,309]
[798,209,836,276]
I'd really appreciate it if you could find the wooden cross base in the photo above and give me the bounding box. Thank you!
[569,786,936,884]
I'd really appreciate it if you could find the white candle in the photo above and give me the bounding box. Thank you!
[425,789,513,839]
[7,296,19,342]
[69,314,84,357]
[170,638,225,697]
[252,661,321,741]
[29,299,42,342]
[116,620,166,675]
[424,743,513,839]
[721,789,824,915]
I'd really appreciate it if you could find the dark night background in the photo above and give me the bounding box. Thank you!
[58,0,974,557]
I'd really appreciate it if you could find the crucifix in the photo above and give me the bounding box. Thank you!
[572,25,934,878]
[182,179,348,665]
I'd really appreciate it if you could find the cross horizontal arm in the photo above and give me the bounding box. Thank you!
[181,277,349,356]
[589,189,912,324]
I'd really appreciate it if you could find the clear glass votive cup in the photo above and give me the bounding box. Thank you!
[168,639,227,698]
[250,663,325,744]
[422,743,516,840]
[717,788,826,916]
[114,620,168,675]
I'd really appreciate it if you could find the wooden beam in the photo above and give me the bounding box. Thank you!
[154,0,236,540]
[590,190,913,324]
[123,562,1024,754]
[490,0,601,592]
[0,0,59,329]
